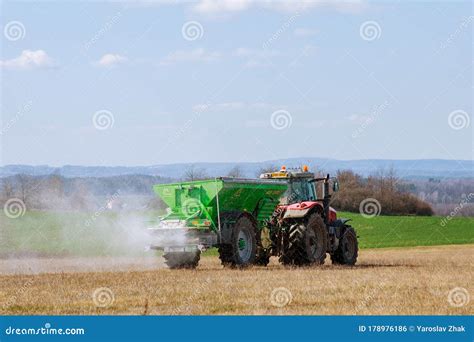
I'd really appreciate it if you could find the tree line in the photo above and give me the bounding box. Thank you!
[331,169,434,216]
[1,166,472,216]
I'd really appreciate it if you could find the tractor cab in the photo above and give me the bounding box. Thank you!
[260,165,318,204]
[260,165,339,224]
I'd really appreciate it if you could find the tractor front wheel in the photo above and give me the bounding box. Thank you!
[163,251,201,269]
[331,226,358,265]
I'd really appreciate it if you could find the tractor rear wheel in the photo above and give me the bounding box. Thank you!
[280,214,327,266]
[219,216,256,268]
[163,251,200,269]
[331,226,358,265]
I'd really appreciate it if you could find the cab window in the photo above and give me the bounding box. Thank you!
[280,179,313,204]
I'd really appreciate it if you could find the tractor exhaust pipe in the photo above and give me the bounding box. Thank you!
[323,174,331,225]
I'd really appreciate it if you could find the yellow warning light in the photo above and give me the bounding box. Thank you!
[302,165,309,172]
[281,165,286,171]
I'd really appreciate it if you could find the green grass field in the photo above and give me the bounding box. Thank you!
[0,210,472,257]
[339,211,473,248]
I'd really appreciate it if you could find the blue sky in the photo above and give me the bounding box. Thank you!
[0,0,472,166]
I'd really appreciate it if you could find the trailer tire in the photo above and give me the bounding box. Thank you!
[218,245,233,266]
[163,251,200,269]
[331,226,358,265]
[280,214,327,266]
[219,215,256,268]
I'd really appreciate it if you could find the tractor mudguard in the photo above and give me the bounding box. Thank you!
[332,218,352,227]
[329,219,353,241]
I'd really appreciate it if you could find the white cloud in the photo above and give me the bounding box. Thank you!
[233,47,279,58]
[118,0,182,7]
[193,0,253,14]
[95,54,128,67]
[233,47,280,67]
[0,50,55,70]
[159,47,280,67]
[161,48,221,65]
[294,28,319,37]
[192,0,366,15]
[116,0,367,15]
[348,114,373,124]
[193,102,245,112]
[193,102,277,112]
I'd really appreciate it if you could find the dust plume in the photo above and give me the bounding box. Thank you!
[0,190,177,274]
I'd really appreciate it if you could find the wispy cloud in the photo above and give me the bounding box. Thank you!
[160,48,221,65]
[193,0,253,15]
[348,114,372,124]
[192,0,367,16]
[233,47,280,67]
[94,54,128,68]
[193,102,278,112]
[294,28,319,37]
[0,50,55,70]
[233,47,280,58]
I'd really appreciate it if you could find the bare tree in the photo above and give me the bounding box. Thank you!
[332,168,433,216]
[48,175,65,199]
[1,178,14,200]
[386,166,398,212]
[15,174,33,205]
[386,166,399,192]
[227,165,244,178]
[183,165,208,181]
[39,174,66,210]
[70,182,90,211]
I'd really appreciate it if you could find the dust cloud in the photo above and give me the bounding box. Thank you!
[0,191,178,274]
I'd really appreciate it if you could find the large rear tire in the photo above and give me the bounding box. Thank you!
[219,216,257,268]
[331,226,358,265]
[163,251,200,269]
[280,214,327,266]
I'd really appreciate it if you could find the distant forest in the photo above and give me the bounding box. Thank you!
[0,165,473,216]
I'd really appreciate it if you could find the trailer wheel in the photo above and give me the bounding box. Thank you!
[219,216,256,268]
[331,226,358,266]
[218,245,233,266]
[163,251,201,269]
[280,214,327,266]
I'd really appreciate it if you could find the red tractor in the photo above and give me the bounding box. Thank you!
[254,166,359,266]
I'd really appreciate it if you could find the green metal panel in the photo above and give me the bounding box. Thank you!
[153,178,287,230]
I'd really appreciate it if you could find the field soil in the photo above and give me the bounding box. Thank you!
[1,244,472,315]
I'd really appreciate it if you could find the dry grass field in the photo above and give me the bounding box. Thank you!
[1,244,472,315]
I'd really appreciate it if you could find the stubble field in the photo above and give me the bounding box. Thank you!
[1,244,472,315]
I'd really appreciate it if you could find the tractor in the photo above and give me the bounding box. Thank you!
[149,166,358,268]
